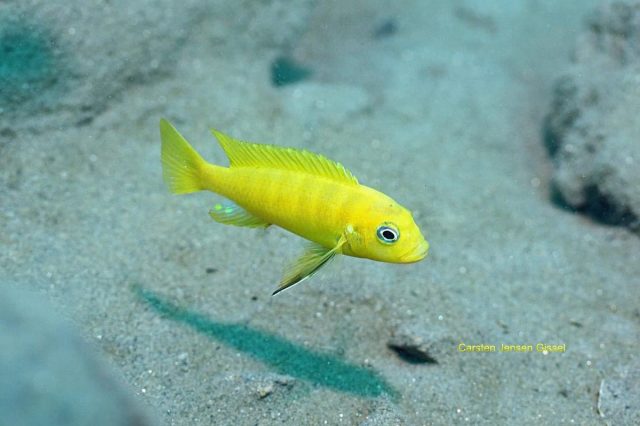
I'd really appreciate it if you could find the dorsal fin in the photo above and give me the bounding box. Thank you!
[211,129,359,185]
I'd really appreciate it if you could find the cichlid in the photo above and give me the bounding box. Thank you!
[160,119,428,294]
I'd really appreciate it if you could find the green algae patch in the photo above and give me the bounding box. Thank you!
[0,16,65,109]
[271,56,312,87]
[134,285,398,400]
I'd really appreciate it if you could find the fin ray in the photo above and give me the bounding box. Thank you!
[211,129,359,185]
[273,236,346,295]
[160,119,205,194]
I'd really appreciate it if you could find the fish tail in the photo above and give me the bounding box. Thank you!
[160,118,206,194]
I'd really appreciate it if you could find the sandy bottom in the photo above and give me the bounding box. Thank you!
[2,0,638,424]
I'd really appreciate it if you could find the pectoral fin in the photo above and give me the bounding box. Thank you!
[273,236,346,295]
[209,200,269,228]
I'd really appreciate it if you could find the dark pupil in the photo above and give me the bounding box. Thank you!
[382,229,395,240]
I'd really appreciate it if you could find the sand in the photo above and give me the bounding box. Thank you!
[1,0,639,424]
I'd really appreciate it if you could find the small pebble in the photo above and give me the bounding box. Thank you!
[256,383,274,399]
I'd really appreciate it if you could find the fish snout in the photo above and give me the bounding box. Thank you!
[399,240,429,263]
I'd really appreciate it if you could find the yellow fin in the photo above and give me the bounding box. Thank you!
[161,119,205,194]
[273,236,346,295]
[209,200,269,228]
[211,129,358,185]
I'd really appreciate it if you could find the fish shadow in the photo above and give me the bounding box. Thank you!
[133,286,398,400]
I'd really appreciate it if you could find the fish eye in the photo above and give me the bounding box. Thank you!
[376,224,399,244]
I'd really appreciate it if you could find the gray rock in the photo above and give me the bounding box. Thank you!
[0,0,315,131]
[0,284,154,426]
[597,361,640,425]
[252,374,295,400]
[545,0,640,232]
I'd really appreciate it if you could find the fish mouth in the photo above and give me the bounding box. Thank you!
[399,240,429,263]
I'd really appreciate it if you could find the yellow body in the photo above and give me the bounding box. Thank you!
[160,119,428,291]
[203,166,425,261]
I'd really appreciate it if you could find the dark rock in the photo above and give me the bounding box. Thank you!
[388,342,437,364]
[271,56,313,87]
[544,0,640,233]
[387,323,452,365]
[372,19,398,39]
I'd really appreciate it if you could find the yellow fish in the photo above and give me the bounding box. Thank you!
[160,119,428,294]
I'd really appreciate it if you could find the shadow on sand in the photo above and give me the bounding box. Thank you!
[134,285,398,400]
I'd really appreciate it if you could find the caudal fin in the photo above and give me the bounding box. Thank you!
[160,118,205,194]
